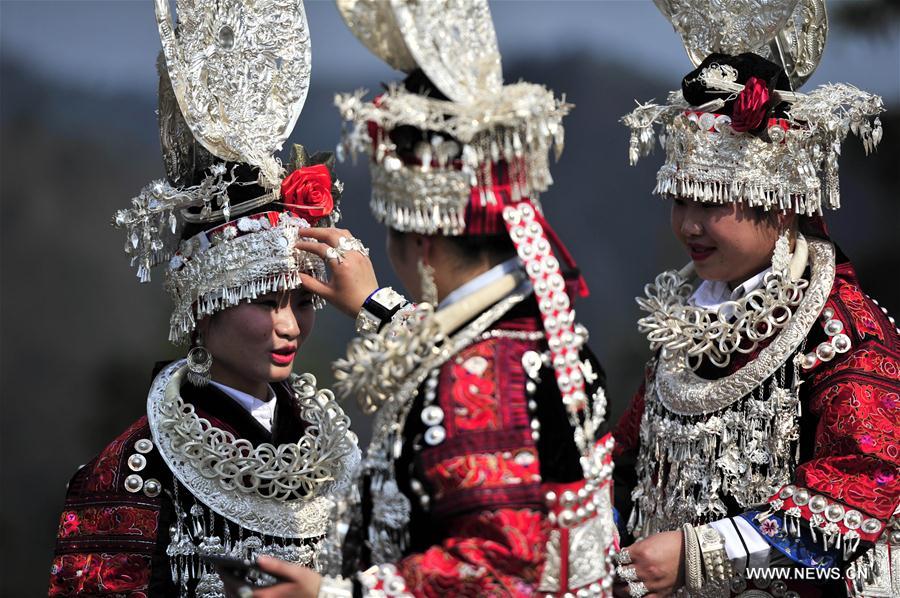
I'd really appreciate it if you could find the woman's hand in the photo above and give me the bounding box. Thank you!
[221,556,321,598]
[613,530,684,598]
[295,227,379,318]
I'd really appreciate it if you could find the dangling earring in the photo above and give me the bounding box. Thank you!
[186,333,213,387]
[417,258,438,305]
[772,229,792,275]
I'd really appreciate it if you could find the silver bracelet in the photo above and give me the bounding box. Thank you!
[682,523,704,592]
[695,524,733,586]
[317,574,354,598]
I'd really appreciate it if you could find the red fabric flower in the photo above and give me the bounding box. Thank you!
[731,76,770,133]
[280,164,334,225]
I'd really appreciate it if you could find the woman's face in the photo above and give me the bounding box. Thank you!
[670,198,782,286]
[199,288,316,395]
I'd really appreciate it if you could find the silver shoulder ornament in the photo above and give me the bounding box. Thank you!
[147,359,359,539]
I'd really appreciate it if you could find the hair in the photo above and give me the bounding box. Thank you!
[389,227,516,268]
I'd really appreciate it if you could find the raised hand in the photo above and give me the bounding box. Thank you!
[295,227,380,318]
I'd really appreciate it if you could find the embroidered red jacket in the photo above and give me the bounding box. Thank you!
[613,252,900,596]
[350,298,616,597]
[49,379,309,596]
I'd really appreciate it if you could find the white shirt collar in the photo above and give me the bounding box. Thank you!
[209,381,277,432]
[438,256,527,310]
[690,266,772,310]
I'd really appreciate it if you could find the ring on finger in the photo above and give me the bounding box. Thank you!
[325,245,346,264]
[616,565,639,582]
[237,586,253,598]
[337,236,369,257]
[627,580,648,598]
[615,548,633,565]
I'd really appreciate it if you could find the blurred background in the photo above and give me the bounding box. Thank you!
[1,0,897,594]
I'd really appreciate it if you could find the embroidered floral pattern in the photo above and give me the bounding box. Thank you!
[57,506,158,539]
[84,419,148,494]
[49,553,152,596]
[834,271,884,341]
[426,449,541,498]
[448,343,501,431]
[394,509,549,597]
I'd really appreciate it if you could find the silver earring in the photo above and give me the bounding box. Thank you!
[186,335,212,387]
[417,258,438,305]
[772,229,791,275]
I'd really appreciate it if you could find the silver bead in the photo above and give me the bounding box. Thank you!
[421,405,444,426]
[544,491,558,505]
[699,112,716,131]
[809,494,827,513]
[134,439,154,454]
[825,504,845,522]
[143,478,161,498]
[558,509,575,527]
[844,510,863,529]
[127,453,147,472]
[560,490,577,507]
[531,431,540,442]
[530,419,541,431]
[124,474,144,493]
[794,489,810,506]
[424,426,446,446]
[822,307,835,319]
[768,125,786,143]
[779,485,796,499]
[861,518,882,534]
[833,334,852,353]
[824,319,844,336]
[801,353,817,369]
[527,400,538,412]
[815,342,836,362]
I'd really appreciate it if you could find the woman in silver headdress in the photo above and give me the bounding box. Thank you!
[228,2,618,597]
[612,2,898,597]
[48,2,360,595]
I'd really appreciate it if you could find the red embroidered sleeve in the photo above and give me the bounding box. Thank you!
[49,418,162,597]
[765,270,900,549]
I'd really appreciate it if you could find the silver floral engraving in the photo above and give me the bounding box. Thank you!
[155,0,311,188]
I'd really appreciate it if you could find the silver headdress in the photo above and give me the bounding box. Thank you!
[623,0,884,215]
[115,0,341,343]
[335,0,569,236]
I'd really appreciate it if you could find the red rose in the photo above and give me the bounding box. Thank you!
[280,164,334,225]
[731,76,770,133]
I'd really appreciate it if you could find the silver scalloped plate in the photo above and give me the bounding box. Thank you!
[654,0,799,61]
[654,239,835,416]
[147,360,358,539]
[654,0,826,90]
[154,0,311,165]
[335,0,417,72]
[389,0,503,104]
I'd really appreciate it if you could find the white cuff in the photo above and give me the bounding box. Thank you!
[710,518,747,573]
[734,515,773,570]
